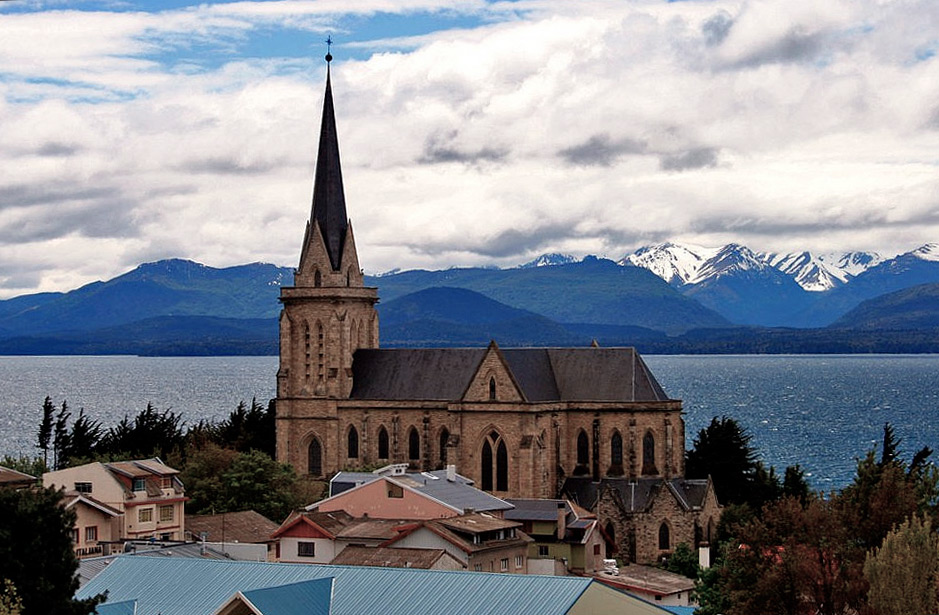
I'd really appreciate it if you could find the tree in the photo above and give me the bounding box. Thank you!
[35,397,54,469]
[0,486,104,615]
[0,579,23,615]
[864,515,939,615]
[99,403,185,460]
[663,542,699,579]
[52,401,71,470]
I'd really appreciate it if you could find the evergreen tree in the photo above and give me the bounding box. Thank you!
[52,401,71,470]
[35,397,54,469]
[0,486,104,615]
[864,516,939,615]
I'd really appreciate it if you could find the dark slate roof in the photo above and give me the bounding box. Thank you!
[350,347,673,403]
[504,498,570,522]
[310,64,348,271]
[562,477,713,514]
[185,510,279,545]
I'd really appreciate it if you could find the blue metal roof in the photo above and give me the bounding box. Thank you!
[239,578,333,615]
[78,555,598,615]
[95,599,137,615]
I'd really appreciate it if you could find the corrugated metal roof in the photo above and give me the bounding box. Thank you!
[95,599,137,615]
[78,556,597,615]
[238,578,332,615]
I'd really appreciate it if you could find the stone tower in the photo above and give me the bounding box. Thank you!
[276,57,379,474]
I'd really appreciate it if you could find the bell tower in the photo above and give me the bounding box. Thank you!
[276,52,379,474]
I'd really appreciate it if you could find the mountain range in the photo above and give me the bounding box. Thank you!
[0,241,936,355]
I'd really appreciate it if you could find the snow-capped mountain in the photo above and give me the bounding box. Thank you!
[912,243,939,262]
[518,253,579,268]
[619,242,718,286]
[691,243,776,284]
[760,251,885,291]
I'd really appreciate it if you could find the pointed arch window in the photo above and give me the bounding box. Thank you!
[642,431,657,475]
[658,522,670,550]
[489,377,497,401]
[314,269,322,288]
[611,431,623,466]
[576,430,589,467]
[308,437,322,477]
[481,431,508,492]
[378,426,389,459]
[347,426,359,459]
[408,427,420,462]
[439,428,450,464]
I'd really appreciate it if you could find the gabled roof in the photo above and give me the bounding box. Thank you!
[350,347,673,403]
[272,510,354,540]
[95,599,138,615]
[187,510,280,544]
[104,458,179,478]
[0,465,35,487]
[320,469,512,514]
[76,555,657,615]
[66,493,122,517]
[504,498,571,522]
[563,477,715,514]
[328,546,454,569]
[383,516,531,555]
[215,578,333,615]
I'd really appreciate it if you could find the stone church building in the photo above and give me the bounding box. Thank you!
[275,57,720,564]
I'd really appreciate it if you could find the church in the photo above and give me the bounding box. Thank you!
[275,55,720,563]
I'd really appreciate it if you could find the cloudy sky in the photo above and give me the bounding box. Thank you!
[1,0,937,298]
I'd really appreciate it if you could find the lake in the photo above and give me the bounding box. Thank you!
[1,354,936,490]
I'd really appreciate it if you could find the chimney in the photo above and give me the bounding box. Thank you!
[557,501,567,540]
[446,464,456,482]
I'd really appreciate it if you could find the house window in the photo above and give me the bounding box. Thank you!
[139,507,153,523]
[515,555,523,569]
[594,544,601,555]
[348,426,359,459]
[378,426,389,459]
[538,545,549,557]
[387,483,404,498]
[298,542,316,557]
[132,478,146,491]
[160,505,174,522]
[160,533,172,541]
[70,528,79,543]
[74,482,92,494]
[474,564,482,572]
[500,558,509,572]
[85,526,97,542]
[161,477,172,489]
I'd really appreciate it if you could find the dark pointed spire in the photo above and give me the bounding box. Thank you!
[309,49,347,271]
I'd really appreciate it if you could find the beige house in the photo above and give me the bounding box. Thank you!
[64,493,123,558]
[43,458,186,550]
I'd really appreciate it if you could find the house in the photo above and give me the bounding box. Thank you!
[43,458,187,549]
[381,512,532,574]
[505,498,606,574]
[185,510,279,561]
[214,578,333,615]
[314,464,513,519]
[328,545,462,570]
[593,564,696,608]
[65,493,123,558]
[78,555,676,615]
[0,465,35,490]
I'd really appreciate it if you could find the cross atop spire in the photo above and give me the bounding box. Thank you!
[325,35,333,63]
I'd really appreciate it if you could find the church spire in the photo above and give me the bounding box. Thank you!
[307,50,348,272]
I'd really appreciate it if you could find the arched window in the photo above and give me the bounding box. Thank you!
[642,431,657,475]
[489,377,497,400]
[604,521,617,558]
[347,426,359,459]
[481,430,507,492]
[308,438,322,477]
[408,427,420,462]
[481,440,493,491]
[378,426,389,459]
[439,428,450,464]
[496,440,508,491]
[346,268,351,287]
[658,522,670,551]
[611,431,623,466]
[577,430,589,466]
[314,269,322,287]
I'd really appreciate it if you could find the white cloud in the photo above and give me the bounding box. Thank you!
[0,0,937,297]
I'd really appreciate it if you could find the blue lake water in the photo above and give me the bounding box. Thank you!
[1,354,936,490]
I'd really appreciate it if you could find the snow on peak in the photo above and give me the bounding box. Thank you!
[620,242,717,285]
[518,253,578,268]
[691,243,768,283]
[912,243,939,262]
